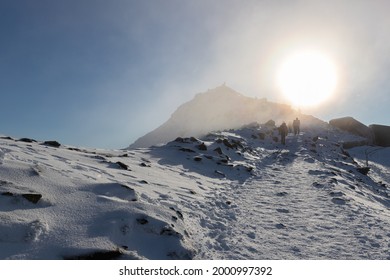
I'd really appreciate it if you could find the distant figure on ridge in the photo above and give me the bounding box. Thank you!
[279,122,288,145]
[293,117,300,135]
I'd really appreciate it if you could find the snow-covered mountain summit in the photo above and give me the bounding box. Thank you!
[129,85,308,148]
[1,119,389,259]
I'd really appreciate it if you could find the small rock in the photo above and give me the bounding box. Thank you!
[213,147,223,155]
[197,143,207,151]
[174,137,185,143]
[357,167,370,175]
[160,226,182,238]
[116,161,129,170]
[246,166,253,172]
[193,156,202,162]
[22,193,42,204]
[312,182,323,188]
[175,210,184,220]
[222,139,235,149]
[218,158,229,164]
[42,141,61,148]
[18,138,37,143]
[276,192,288,197]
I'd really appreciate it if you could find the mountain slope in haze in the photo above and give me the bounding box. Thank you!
[129,85,320,148]
[1,119,389,260]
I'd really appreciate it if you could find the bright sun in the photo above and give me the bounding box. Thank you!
[277,50,338,107]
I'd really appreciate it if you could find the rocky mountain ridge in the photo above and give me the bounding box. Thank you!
[129,85,302,148]
[129,85,389,149]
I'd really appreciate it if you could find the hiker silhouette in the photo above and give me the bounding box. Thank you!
[293,117,300,135]
[279,122,288,145]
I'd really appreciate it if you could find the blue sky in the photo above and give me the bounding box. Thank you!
[1,0,389,148]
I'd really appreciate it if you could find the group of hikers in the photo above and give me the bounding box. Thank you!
[279,117,300,145]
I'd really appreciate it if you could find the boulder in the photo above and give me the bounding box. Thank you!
[196,143,207,151]
[369,124,390,147]
[18,138,37,143]
[42,141,61,148]
[116,161,130,170]
[22,193,42,204]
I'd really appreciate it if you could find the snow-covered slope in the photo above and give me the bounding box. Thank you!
[1,120,389,259]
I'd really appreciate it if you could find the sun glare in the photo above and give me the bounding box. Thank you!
[277,50,338,107]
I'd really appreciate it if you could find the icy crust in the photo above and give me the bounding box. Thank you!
[0,123,389,259]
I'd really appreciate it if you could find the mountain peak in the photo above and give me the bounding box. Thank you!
[129,86,320,149]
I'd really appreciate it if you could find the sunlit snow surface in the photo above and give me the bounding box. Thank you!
[0,124,389,260]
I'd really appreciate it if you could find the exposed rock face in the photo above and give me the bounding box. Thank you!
[369,124,390,147]
[42,141,61,148]
[329,117,374,141]
[129,85,300,148]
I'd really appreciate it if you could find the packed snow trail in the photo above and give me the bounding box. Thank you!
[188,133,390,259]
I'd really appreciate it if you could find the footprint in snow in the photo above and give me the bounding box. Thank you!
[276,192,288,197]
[331,197,347,205]
[275,223,287,229]
[329,191,345,197]
[276,208,290,213]
[308,169,325,176]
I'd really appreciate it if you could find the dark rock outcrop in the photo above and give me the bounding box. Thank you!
[42,141,61,148]
[1,192,42,204]
[18,138,37,143]
[116,161,130,170]
[369,124,390,147]
[22,193,42,204]
[329,117,374,140]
